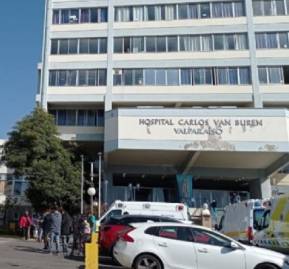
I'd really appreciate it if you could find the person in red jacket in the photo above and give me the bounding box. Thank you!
[19,211,32,240]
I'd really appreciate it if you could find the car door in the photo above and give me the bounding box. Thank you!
[189,228,246,269]
[152,226,198,269]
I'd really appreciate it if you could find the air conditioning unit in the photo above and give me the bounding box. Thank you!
[69,15,78,23]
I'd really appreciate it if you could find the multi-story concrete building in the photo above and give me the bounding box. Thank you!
[37,0,289,208]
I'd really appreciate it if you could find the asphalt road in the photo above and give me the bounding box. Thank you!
[0,237,123,269]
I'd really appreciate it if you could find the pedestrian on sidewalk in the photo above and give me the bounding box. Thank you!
[19,211,32,240]
[42,208,51,250]
[60,207,73,256]
[47,205,62,254]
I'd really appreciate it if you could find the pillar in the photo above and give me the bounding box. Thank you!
[249,177,272,199]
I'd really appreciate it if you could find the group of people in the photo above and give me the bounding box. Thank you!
[19,206,97,256]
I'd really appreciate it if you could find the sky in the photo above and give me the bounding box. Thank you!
[0,1,44,138]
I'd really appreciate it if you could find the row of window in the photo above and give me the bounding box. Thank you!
[49,67,289,87]
[258,66,289,84]
[52,8,108,24]
[253,0,289,16]
[49,109,104,127]
[113,67,251,86]
[115,2,245,22]
[256,32,289,49]
[49,69,107,86]
[114,34,248,54]
[51,38,107,55]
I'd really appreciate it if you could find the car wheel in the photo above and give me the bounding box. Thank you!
[134,254,162,269]
[256,264,279,269]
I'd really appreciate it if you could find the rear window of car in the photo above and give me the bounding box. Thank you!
[145,226,159,236]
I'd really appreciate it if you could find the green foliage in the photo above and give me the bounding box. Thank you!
[3,107,81,213]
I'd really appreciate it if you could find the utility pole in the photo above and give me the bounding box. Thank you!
[80,155,84,214]
[98,152,102,218]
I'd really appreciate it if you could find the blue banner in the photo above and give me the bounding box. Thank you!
[176,174,193,207]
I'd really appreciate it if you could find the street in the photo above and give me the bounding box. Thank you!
[0,237,123,269]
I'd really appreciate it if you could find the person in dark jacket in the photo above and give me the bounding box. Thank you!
[42,208,51,249]
[60,208,73,255]
[47,205,62,254]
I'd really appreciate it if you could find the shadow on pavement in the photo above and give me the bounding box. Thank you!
[14,246,48,254]
[78,266,84,269]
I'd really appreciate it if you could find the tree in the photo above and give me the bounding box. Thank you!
[3,107,81,213]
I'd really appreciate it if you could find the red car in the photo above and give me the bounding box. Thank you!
[100,214,180,255]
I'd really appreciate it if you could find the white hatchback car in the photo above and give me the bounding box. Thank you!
[113,223,289,269]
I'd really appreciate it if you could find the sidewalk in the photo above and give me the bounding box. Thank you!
[0,236,83,269]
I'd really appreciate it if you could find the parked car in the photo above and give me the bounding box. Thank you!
[98,201,189,225]
[113,222,289,269]
[100,214,180,255]
[219,199,265,243]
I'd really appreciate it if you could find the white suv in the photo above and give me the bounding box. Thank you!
[113,223,289,269]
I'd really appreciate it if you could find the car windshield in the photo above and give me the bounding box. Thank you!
[253,208,265,229]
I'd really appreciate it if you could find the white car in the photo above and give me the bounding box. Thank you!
[113,222,289,269]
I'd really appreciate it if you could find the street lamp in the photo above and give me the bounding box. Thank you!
[87,187,96,214]
[98,152,102,219]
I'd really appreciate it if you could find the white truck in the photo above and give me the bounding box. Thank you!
[219,199,265,243]
[98,200,190,224]
[253,195,289,254]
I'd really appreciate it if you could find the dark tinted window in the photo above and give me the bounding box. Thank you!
[145,226,159,235]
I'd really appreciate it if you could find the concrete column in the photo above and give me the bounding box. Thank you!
[250,178,272,199]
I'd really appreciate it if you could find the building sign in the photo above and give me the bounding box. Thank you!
[106,109,289,152]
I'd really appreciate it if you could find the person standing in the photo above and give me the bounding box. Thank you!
[60,208,73,255]
[47,205,62,254]
[19,211,32,240]
[42,208,51,250]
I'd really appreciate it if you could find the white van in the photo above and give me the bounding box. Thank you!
[219,199,265,243]
[98,200,189,224]
[253,195,289,254]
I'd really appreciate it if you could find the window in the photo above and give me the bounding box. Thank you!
[90,9,98,23]
[89,39,98,54]
[81,9,89,23]
[156,37,166,52]
[88,70,97,86]
[67,70,77,86]
[87,111,97,126]
[276,0,286,14]
[114,38,123,53]
[268,67,283,83]
[156,69,166,85]
[99,38,107,53]
[234,2,245,16]
[124,69,133,85]
[58,110,66,125]
[147,6,156,21]
[267,33,278,48]
[124,37,131,53]
[55,7,107,24]
[279,33,289,48]
[201,35,213,51]
[167,69,179,85]
[79,39,89,54]
[164,5,176,20]
[253,0,263,16]
[146,37,156,52]
[113,70,122,85]
[200,3,211,18]
[179,4,189,19]
[135,69,144,85]
[223,2,233,17]
[181,69,192,85]
[193,68,212,85]
[214,35,224,50]
[69,39,78,54]
[144,69,155,85]
[258,67,268,84]
[53,10,60,24]
[224,34,235,49]
[256,33,267,48]
[189,228,231,247]
[239,67,251,84]
[212,3,223,17]
[66,110,76,125]
[132,37,144,53]
[133,6,144,21]
[59,39,69,54]
[167,36,178,52]
[49,71,57,86]
[51,40,58,54]
[99,69,107,85]
[228,68,238,84]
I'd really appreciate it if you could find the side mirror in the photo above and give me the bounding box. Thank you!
[229,242,240,250]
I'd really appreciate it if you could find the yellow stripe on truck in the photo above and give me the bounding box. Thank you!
[225,231,247,238]
[272,197,287,221]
